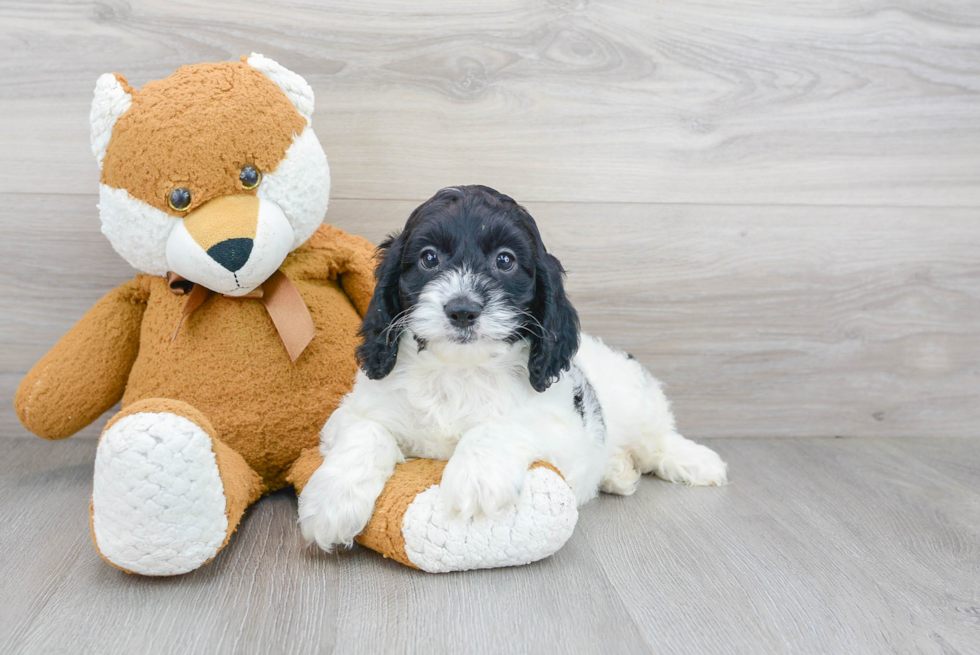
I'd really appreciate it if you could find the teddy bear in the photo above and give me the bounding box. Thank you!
[14,55,578,575]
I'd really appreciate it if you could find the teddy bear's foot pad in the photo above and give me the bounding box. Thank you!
[401,465,578,573]
[92,411,229,575]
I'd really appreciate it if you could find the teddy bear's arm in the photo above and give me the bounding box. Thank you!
[14,277,148,440]
[312,225,377,318]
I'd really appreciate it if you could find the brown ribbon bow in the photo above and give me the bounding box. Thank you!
[167,271,316,363]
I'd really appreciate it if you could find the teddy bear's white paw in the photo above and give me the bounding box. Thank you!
[92,411,228,575]
[402,464,578,573]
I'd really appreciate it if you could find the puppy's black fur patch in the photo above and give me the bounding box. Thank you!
[568,364,606,443]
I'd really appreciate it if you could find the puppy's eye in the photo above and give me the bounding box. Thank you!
[495,251,516,272]
[420,248,439,269]
[168,188,192,212]
[239,165,262,190]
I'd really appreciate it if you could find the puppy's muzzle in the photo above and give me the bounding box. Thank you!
[445,298,483,329]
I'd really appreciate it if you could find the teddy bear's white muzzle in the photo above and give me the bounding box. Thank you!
[166,195,294,296]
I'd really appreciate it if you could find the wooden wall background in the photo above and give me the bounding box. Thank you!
[1,0,978,439]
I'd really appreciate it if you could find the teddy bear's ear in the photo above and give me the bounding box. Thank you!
[90,73,133,170]
[245,53,315,123]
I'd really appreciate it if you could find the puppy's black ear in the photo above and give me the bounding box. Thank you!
[356,232,407,379]
[527,252,580,392]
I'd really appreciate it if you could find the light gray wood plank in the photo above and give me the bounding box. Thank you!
[3,194,977,439]
[330,533,651,655]
[1,0,979,204]
[15,492,341,655]
[576,438,980,654]
[0,439,97,650]
[2,438,979,654]
[880,438,980,534]
[0,438,341,655]
[0,438,650,655]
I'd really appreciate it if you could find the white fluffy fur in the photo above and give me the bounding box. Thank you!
[256,126,331,251]
[247,53,315,123]
[98,184,179,276]
[90,73,132,170]
[165,198,294,296]
[299,330,728,552]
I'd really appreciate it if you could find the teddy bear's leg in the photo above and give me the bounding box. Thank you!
[90,398,263,576]
[361,460,578,573]
[292,450,578,573]
[284,446,322,495]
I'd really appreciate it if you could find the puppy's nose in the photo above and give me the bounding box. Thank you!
[207,238,253,272]
[445,299,482,329]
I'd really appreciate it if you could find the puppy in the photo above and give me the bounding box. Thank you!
[299,185,727,551]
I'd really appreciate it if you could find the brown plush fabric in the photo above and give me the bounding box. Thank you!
[529,460,566,482]
[17,224,374,491]
[297,224,378,317]
[100,61,306,215]
[15,277,148,440]
[285,446,324,495]
[209,427,265,543]
[122,224,374,489]
[355,459,449,569]
[101,396,216,434]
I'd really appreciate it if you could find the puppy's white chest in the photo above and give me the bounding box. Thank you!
[412,367,513,425]
[396,364,521,457]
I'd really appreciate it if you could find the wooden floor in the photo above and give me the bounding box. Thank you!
[1,437,978,654]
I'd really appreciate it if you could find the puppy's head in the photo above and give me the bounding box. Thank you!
[357,185,579,392]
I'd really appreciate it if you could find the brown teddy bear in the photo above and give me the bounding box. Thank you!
[14,55,578,575]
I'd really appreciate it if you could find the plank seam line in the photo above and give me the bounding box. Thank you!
[3,191,979,210]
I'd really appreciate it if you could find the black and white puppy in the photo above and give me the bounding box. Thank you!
[299,185,727,550]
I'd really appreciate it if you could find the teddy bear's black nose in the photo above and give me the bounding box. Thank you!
[207,238,253,272]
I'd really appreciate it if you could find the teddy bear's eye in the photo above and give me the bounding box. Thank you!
[168,188,192,212]
[239,165,262,190]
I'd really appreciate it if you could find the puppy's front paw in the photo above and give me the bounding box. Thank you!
[298,467,379,552]
[439,452,527,519]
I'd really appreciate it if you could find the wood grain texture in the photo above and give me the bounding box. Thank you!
[1,3,978,653]
[3,194,977,439]
[577,437,980,654]
[1,0,979,204]
[2,437,978,654]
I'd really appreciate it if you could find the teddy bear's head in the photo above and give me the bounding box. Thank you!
[90,54,330,296]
